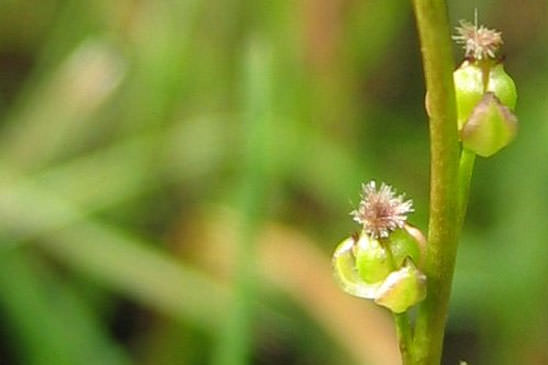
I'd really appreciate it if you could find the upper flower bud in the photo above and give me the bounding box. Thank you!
[452,18,518,157]
[454,61,517,130]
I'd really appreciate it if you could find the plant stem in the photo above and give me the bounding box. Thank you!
[384,240,413,364]
[394,312,413,364]
[457,148,476,227]
[411,0,460,364]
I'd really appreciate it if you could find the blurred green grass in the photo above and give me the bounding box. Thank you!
[0,0,547,364]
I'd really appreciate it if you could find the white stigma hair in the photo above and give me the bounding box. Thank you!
[350,181,414,239]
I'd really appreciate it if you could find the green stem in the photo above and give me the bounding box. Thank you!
[457,148,476,228]
[411,1,460,364]
[384,239,413,364]
[394,313,413,365]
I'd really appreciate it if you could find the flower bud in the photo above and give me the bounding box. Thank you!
[355,234,392,284]
[374,259,427,313]
[333,182,427,310]
[454,61,517,131]
[461,92,518,157]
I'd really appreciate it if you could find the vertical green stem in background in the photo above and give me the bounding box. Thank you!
[212,39,272,365]
[411,0,460,364]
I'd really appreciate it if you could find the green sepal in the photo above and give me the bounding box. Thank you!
[385,225,424,268]
[332,236,381,299]
[461,92,518,157]
[374,259,427,314]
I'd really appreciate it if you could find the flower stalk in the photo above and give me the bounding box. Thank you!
[333,3,516,363]
[410,1,460,363]
[411,3,516,363]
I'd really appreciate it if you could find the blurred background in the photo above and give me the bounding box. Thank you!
[0,0,547,364]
